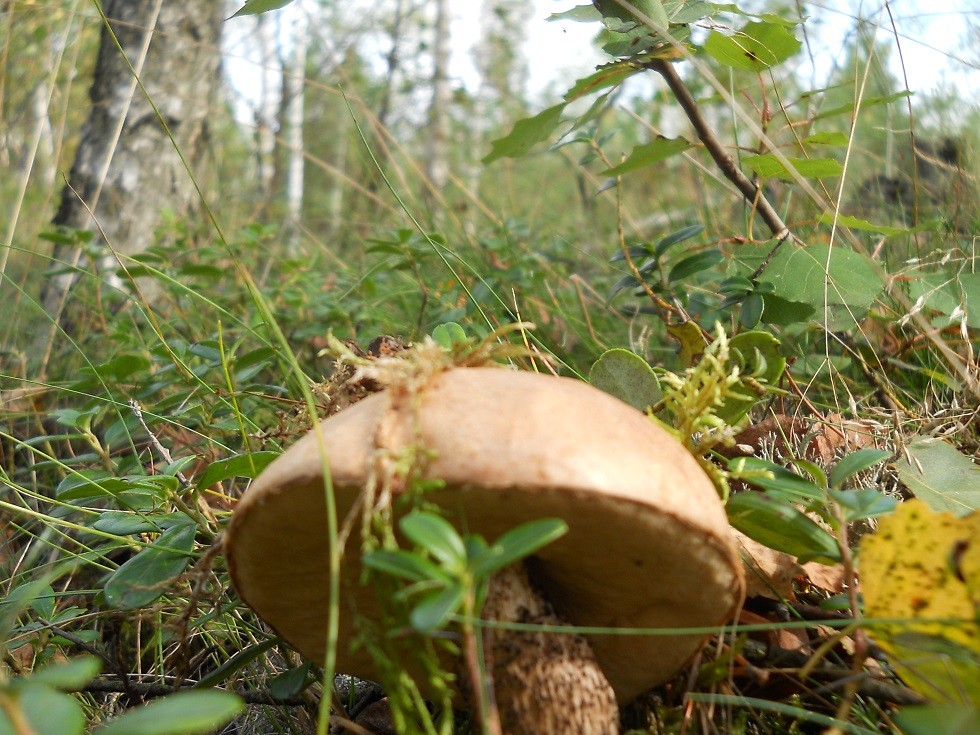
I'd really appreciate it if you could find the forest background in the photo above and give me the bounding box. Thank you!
[1,0,979,734]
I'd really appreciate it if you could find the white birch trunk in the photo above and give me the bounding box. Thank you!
[284,15,308,255]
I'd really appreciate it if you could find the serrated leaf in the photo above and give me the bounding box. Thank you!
[759,244,882,325]
[704,21,801,71]
[743,154,842,180]
[483,104,565,164]
[600,136,692,176]
[103,524,197,610]
[895,437,980,516]
[589,349,663,411]
[95,690,244,735]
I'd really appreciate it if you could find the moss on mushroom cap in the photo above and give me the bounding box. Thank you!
[226,366,745,704]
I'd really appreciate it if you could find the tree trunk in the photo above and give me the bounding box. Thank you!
[284,15,307,256]
[41,0,222,320]
[424,0,450,192]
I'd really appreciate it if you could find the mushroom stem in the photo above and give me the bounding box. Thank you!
[479,565,619,735]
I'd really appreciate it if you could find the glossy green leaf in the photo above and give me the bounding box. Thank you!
[196,451,279,490]
[95,690,244,735]
[410,585,465,632]
[600,136,692,176]
[103,524,197,610]
[589,349,663,411]
[895,436,980,516]
[399,512,467,568]
[483,104,565,164]
[727,492,840,564]
[743,155,842,180]
[829,449,891,488]
[703,21,801,71]
[472,518,569,578]
[593,0,669,27]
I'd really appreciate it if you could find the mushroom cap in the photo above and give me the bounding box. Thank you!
[226,367,744,703]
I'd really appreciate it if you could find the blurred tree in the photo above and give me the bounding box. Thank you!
[40,0,222,325]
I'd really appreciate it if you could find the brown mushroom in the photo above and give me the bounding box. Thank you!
[226,366,744,734]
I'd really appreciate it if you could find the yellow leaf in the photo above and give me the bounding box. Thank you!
[861,500,980,704]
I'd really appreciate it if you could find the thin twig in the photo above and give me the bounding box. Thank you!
[83,676,308,706]
[646,59,798,278]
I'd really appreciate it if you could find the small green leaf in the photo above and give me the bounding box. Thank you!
[196,451,279,490]
[743,154,842,180]
[601,136,692,176]
[729,458,824,504]
[827,488,898,523]
[895,437,980,516]
[655,224,705,255]
[410,585,465,632]
[472,519,569,578]
[431,322,467,349]
[483,103,565,164]
[29,656,101,690]
[589,349,663,411]
[229,0,293,18]
[2,684,86,735]
[103,524,197,610]
[362,550,452,585]
[727,492,840,564]
[399,512,467,568]
[667,250,724,282]
[95,690,245,735]
[704,21,801,71]
[267,662,311,700]
[829,449,891,488]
